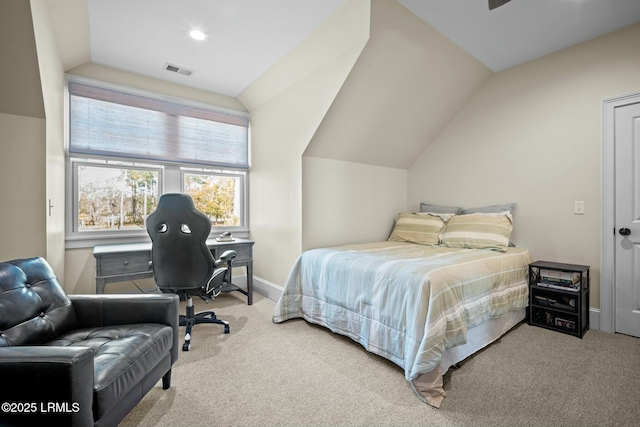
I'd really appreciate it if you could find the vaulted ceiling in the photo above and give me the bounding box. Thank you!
[48,0,640,98]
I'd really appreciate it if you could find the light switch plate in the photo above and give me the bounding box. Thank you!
[574,201,585,215]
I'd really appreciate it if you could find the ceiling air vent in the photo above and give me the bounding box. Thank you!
[164,63,194,76]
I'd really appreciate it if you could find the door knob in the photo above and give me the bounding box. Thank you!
[619,228,631,236]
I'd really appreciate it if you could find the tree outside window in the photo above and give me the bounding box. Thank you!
[183,173,240,226]
[77,165,159,231]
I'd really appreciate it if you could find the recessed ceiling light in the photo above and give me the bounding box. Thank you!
[189,29,207,41]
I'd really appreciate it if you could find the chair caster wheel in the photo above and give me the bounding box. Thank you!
[224,325,230,334]
[182,342,191,351]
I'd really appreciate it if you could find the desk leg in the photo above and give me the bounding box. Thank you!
[247,261,253,305]
[96,278,106,295]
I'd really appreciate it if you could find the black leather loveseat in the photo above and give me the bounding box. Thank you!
[0,257,179,427]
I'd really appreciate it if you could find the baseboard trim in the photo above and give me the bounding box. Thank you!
[252,276,283,302]
[229,273,282,302]
[589,307,600,331]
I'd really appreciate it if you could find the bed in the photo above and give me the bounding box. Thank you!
[272,211,531,407]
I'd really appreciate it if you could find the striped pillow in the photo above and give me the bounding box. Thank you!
[388,213,447,245]
[441,212,513,252]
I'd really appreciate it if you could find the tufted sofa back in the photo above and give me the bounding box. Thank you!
[0,257,78,347]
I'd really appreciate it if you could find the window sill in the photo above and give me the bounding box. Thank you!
[65,229,251,250]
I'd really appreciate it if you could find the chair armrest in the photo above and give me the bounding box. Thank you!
[0,346,94,427]
[70,294,179,327]
[70,294,180,364]
[215,250,237,268]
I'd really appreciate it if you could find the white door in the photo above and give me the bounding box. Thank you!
[615,102,640,337]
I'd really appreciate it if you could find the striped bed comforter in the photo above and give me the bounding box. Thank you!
[273,241,531,398]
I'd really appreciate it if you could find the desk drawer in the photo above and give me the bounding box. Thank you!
[217,244,252,263]
[99,252,151,277]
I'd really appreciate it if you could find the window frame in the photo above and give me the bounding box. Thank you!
[64,76,250,249]
[67,158,164,241]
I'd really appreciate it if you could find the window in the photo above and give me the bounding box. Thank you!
[75,161,160,232]
[183,171,245,227]
[66,77,250,246]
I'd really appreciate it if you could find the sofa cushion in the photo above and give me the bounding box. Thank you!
[46,323,173,419]
[0,258,77,347]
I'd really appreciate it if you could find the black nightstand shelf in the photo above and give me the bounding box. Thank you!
[528,261,589,338]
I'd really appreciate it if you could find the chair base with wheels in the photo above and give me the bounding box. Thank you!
[172,250,236,351]
[181,296,230,351]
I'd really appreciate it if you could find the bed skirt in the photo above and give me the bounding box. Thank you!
[411,308,526,408]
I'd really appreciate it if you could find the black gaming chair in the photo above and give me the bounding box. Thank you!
[146,193,236,351]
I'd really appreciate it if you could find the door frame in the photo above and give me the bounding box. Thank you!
[601,92,640,333]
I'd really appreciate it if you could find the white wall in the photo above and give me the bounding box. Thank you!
[239,0,493,288]
[302,156,407,250]
[0,1,44,120]
[31,0,67,281]
[0,113,46,262]
[68,62,246,112]
[408,23,640,309]
[238,0,371,287]
[0,1,47,264]
[304,0,492,170]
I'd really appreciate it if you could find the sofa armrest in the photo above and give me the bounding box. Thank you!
[0,346,94,427]
[70,294,180,363]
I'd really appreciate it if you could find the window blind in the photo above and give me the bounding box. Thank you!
[68,81,249,169]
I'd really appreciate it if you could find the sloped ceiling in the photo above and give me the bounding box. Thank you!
[46,0,90,70]
[303,0,492,169]
[237,0,369,112]
[399,0,640,72]
[0,1,45,119]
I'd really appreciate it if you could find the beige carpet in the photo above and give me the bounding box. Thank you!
[121,292,640,427]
